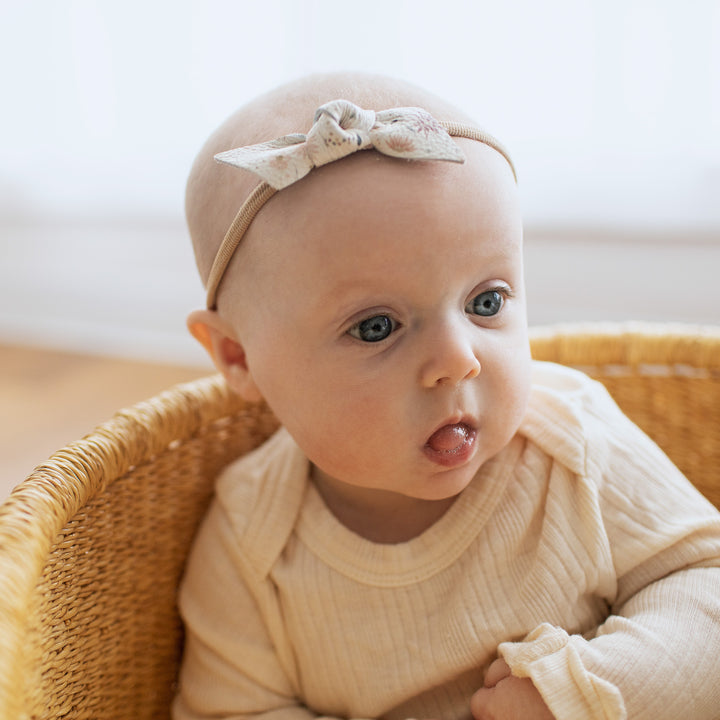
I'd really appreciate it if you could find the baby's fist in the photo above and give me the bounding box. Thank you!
[470,659,554,720]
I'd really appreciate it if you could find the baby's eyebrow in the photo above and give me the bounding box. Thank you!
[323,285,392,322]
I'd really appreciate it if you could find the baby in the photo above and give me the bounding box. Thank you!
[174,73,720,720]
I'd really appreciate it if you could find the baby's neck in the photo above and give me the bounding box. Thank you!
[310,466,458,544]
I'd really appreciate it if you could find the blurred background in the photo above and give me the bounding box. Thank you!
[1,0,719,488]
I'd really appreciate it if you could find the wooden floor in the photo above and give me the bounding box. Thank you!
[0,344,212,500]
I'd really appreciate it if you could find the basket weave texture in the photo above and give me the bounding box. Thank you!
[0,323,718,719]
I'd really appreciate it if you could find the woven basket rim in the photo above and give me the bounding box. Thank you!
[529,321,720,369]
[1,373,236,524]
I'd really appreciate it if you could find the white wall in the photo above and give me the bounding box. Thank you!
[1,0,718,363]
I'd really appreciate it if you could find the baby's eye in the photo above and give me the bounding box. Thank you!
[466,289,504,317]
[348,315,397,343]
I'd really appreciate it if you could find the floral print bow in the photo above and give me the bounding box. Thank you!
[214,100,465,190]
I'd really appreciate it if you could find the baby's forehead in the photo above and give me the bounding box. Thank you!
[246,140,520,264]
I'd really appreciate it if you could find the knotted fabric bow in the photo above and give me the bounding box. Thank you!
[205,100,516,308]
[214,100,465,190]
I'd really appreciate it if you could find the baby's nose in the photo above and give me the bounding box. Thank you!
[418,321,481,388]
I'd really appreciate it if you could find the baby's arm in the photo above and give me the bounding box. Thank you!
[172,501,306,720]
[496,566,720,720]
[490,381,720,720]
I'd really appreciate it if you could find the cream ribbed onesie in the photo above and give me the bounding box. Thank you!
[173,362,720,720]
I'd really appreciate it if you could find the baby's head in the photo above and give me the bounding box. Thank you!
[187,73,532,515]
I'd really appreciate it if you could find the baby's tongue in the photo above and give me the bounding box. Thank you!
[427,423,469,452]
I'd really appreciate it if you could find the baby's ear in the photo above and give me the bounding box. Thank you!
[186,309,263,402]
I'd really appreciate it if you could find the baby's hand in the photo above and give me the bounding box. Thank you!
[470,658,555,720]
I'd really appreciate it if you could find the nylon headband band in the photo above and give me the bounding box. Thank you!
[205,121,516,309]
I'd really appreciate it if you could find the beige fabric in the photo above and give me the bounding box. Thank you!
[205,101,516,309]
[173,362,720,720]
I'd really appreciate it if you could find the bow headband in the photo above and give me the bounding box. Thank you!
[205,99,516,309]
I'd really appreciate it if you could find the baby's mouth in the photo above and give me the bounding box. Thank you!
[426,423,474,454]
[423,421,478,468]
[425,421,477,462]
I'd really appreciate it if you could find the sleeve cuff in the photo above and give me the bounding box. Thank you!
[499,623,626,720]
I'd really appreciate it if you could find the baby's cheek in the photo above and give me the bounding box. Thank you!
[500,349,532,416]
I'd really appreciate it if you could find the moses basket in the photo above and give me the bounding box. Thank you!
[0,323,718,719]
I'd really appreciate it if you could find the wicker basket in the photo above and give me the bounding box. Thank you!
[0,323,718,719]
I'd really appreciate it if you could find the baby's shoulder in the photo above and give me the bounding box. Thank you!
[212,428,309,568]
[528,359,628,415]
[520,361,628,474]
[216,426,306,495]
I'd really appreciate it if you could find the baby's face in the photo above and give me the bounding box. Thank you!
[225,141,531,507]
